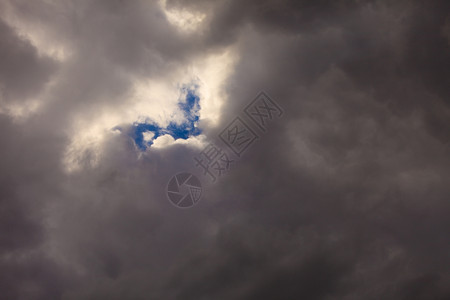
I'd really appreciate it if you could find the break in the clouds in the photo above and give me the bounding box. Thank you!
[0,0,449,299]
[127,83,202,150]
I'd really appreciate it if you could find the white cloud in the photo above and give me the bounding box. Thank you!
[151,133,206,149]
[142,131,155,143]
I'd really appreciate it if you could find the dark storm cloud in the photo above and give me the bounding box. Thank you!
[0,0,449,299]
[0,18,56,104]
[0,112,72,300]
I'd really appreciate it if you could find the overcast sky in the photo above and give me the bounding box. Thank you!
[0,0,449,299]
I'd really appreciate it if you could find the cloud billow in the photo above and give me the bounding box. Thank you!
[0,0,449,299]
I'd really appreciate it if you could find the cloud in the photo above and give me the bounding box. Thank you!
[0,0,449,299]
[0,18,57,120]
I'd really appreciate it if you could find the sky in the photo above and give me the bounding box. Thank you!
[0,0,449,299]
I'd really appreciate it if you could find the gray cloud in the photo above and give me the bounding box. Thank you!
[0,0,449,299]
[0,18,57,104]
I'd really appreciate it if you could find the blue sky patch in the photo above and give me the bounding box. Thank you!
[129,84,201,150]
